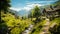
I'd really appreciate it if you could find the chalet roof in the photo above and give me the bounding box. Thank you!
[45,5,60,12]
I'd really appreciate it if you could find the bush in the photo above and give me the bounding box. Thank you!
[49,24,60,34]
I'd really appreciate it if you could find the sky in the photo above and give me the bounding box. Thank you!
[10,0,58,11]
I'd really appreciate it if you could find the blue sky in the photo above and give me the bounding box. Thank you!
[10,0,58,11]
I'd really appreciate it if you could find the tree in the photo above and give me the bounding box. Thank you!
[51,0,60,7]
[0,0,11,11]
[29,6,41,23]
[0,0,11,34]
[55,0,60,6]
[31,6,41,18]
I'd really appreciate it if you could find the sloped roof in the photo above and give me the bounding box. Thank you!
[45,5,60,12]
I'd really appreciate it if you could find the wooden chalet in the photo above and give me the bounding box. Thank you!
[42,5,60,17]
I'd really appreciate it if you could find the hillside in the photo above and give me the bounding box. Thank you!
[1,11,33,34]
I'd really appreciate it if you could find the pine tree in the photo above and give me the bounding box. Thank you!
[0,0,11,11]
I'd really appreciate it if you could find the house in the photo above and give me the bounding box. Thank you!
[42,5,60,18]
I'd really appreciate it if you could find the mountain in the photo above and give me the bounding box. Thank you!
[9,9,30,17]
[17,9,29,16]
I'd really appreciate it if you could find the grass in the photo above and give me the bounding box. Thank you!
[50,17,60,26]
[30,20,47,34]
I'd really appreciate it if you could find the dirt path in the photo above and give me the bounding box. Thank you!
[39,18,50,34]
[22,24,34,34]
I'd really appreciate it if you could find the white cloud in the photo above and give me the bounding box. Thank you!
[10,3,43,12]
[23,7,31,11]
[10,7,22,11]
[27,3,43,7]
[22,3,44,11]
